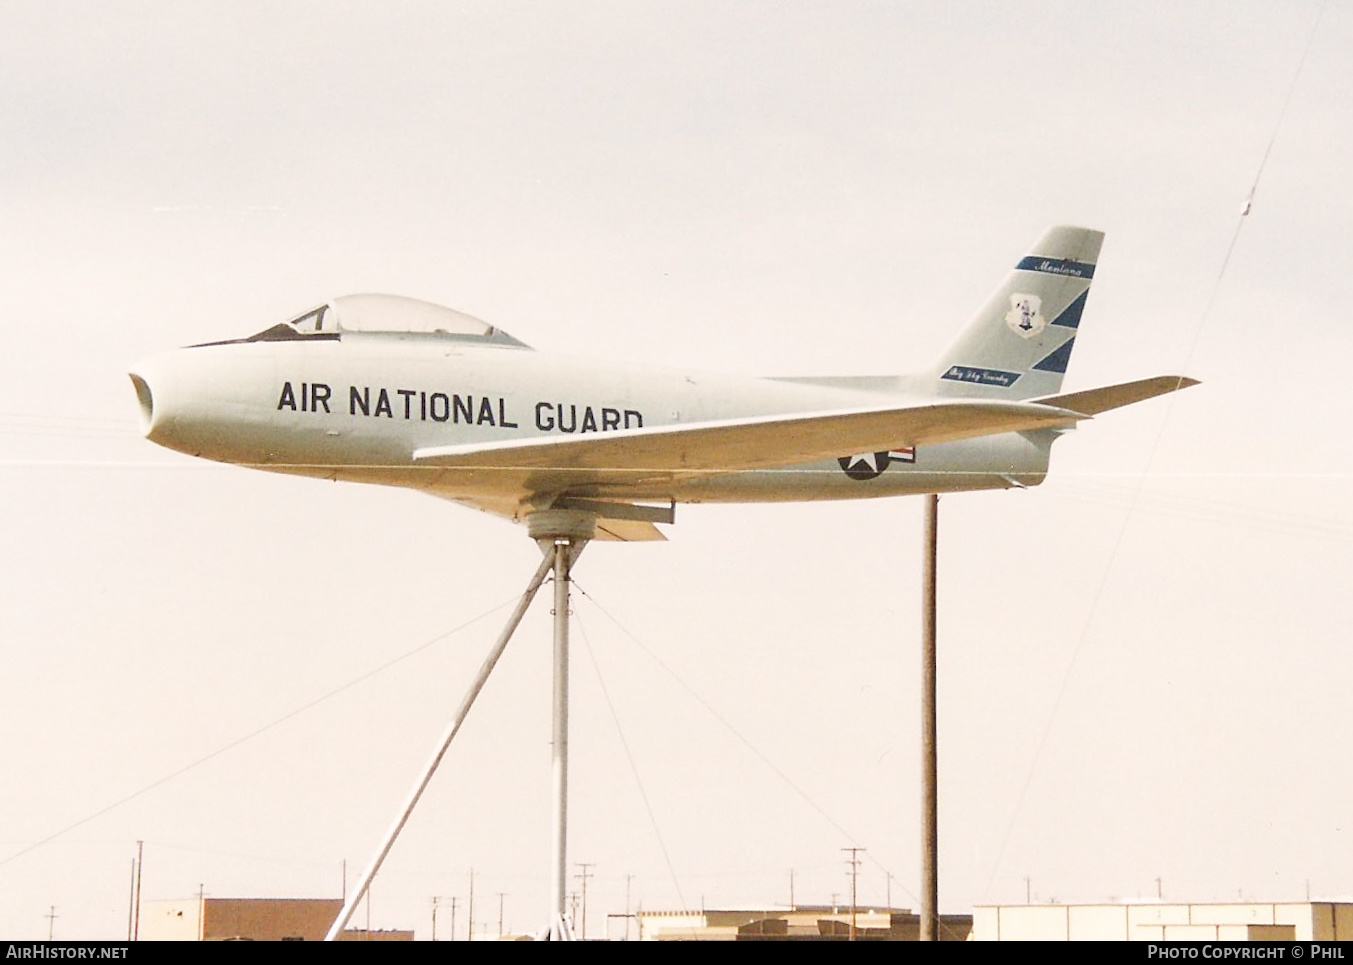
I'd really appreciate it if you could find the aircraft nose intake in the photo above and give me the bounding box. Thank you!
[128,351,180,445]
[128,370,154,436]
[129,346,271,461]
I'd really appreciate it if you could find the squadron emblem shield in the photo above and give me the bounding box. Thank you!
[1005,293,1046,339]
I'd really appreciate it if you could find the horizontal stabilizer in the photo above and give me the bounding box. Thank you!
[413,398,1090,481]
[1033,375,1199,415]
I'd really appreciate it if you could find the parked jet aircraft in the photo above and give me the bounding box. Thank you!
[130,226,1195,540]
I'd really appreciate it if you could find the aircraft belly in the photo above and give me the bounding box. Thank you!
[380,431,1054,510]
[669,432,1053,503]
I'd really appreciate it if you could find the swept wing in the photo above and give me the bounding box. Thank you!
[412,397,1090,485]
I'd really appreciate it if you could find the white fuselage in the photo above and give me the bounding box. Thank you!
[132,330,1055,520]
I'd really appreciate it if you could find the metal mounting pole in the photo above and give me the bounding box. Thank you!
[527,509,595,941]
[324,550,556,942]
[920,494,939,941]
[549,538,572,930]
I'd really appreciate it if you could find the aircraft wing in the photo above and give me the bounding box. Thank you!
[412,398,1089,484]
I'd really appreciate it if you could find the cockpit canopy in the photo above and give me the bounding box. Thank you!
[247,294,530,347]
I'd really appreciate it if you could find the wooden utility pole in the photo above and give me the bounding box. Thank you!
[575,863,593,939]
[624,874,634,940]
[920,495,939,941]
[126,859,136,941]
[133,840,144,942]
[842,848,865,940]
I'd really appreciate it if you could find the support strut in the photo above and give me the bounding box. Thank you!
[323,550,555,942]
[324,509,596,943]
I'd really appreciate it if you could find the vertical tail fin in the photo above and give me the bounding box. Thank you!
[931,226,1103,400]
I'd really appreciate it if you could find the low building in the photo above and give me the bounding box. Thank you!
[972,901,1353,942]
[138,897,413,941]
[637,906,971,941]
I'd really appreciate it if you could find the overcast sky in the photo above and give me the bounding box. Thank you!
[1,0,1350,941]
